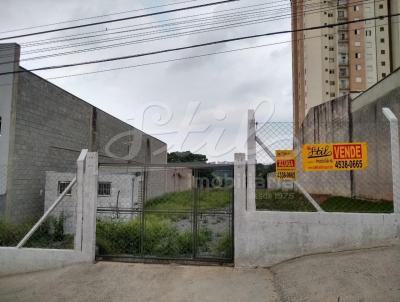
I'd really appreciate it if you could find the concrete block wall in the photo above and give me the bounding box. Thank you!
[296,69,400,201]
[3,68,167,223]
[297,95,352,197]
[351,78,400,200]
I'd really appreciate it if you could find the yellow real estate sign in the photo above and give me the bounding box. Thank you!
[301,143,368,171]
[275,150,296,180]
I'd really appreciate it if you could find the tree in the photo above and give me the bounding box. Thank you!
[167,151,208,163]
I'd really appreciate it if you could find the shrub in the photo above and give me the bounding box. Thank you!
[214,233,233,259]
[96,216,212,257]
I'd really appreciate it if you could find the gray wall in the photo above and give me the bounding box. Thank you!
[297,68,400,201]
[2,62,166,223]
[297,95,352,197]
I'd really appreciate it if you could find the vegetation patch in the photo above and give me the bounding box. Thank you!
[0,214,73,249]
[96,216,212,257]
[321,196,393,213]
[145,188,231,212]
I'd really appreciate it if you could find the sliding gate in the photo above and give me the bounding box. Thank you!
[95,164,234,263]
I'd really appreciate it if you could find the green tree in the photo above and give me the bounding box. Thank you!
[167,151,208,163]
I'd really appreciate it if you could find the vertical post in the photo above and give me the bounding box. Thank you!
[382,108,400,213]
[247,110,256,212]
[234,153,246,266]
[74,149,88,251]
[81,152,98,260]
[234,153,247,216]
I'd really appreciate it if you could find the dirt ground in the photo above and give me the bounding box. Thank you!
[0,246,399,302]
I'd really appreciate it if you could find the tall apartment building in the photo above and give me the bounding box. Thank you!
[292,0,400,130]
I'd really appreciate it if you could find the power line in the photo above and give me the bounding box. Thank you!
[0,12,398,76]
[0,0,204,35]
[0,0,383,63]
[1,0,326,48]
[0,0,238,41]
[0,16,397,87]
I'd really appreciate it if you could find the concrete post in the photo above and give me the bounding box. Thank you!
[247,110,256,212]
[234,153,247,215]
[74,149,88,251]
[382,108,400,213]
[81,152,98,260]
[234,153,246,266]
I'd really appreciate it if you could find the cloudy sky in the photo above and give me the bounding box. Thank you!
[0,0,292,162]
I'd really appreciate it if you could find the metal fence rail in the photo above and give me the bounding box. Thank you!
[95,163,234,263]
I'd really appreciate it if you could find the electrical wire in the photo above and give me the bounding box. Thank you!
[0,0,239,41]
[0,12,398,76]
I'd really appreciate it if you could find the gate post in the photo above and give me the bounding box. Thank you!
[382,108,400,213]
[74,149,87,251]
[81,152,98,261]
[247,110,256,212]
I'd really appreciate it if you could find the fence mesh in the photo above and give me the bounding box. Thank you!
[0,169,77,249]
[255,120,394,213]
[95,164,233,262]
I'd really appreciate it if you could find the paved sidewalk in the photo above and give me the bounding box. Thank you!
[0,246,399,302]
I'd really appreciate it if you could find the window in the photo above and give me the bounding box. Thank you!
[353,5,359,11]
[58,181,72,196]
[329,47,335,51]
[338,10,345,18]
[366,30,372,36]
[379,4,384,9]
[355,41,361,47]
[329,35,334,40]
[354,29,361,35]
[356,64,362,71]
[355,77,362,83]
[330,92,336,97]
[381,50,386,54]
[330,81,335,85]
[381,38,385,43]
[382,73,387,77]
[328,13,333,17]
[329,69,335,74]
[0,116,2,136]
[380,27,385,32]
[355,53,362,59]
[98,182,111,196]
[381,61,386,66]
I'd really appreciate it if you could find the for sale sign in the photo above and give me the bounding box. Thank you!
[301,143,368,171]
[275,150,296,180]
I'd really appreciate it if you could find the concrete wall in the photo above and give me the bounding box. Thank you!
[1,46,166,223]
[0,248,92,277]
[234,153,400,268]
[297,95,352,197]
[235,210,400,267]
[0,151,98,277]
[296,68,400,200]
[0,44,20,216]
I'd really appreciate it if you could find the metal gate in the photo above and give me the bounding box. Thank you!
[95,163,234,263]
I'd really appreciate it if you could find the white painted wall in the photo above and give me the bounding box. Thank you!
[234,153,400,268]
[0,44,19,195]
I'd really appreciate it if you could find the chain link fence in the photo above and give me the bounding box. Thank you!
[255,119,394,213]
[0,169,77,249]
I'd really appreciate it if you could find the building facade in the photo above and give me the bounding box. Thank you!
[0,43,167,223]
[292,0,400,131]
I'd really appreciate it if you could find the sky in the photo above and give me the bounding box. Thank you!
[0,0,292,162]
